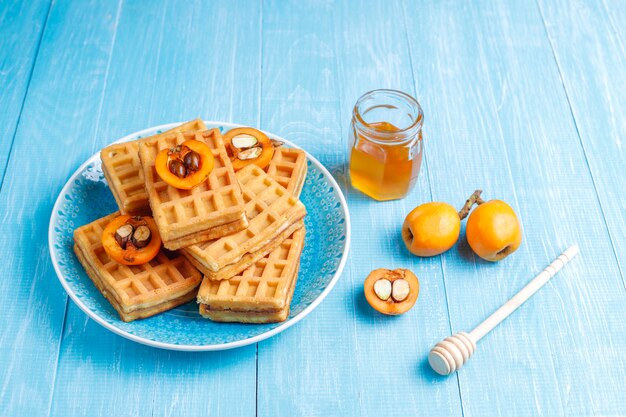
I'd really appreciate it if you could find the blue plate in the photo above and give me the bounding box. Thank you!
[49,122,350,351]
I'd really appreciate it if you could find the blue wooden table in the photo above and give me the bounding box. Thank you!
[2,0,625,415]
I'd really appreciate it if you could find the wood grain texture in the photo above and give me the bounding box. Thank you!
[0,0,51,186]
[257,1,361,415]
[0,0,120,415]
[404,0,626,415]
[49,1,261,417]
[258,1,462,416]
[331,1,464,416]
[1,0,625,415]
[537,0,626,287]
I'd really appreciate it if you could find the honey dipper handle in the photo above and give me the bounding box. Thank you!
[469,246,579,342]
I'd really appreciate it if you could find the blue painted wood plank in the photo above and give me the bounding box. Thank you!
[0,0,51,186]
[49,1,260,416]
[257,1,462,416]
[2,1,624,416]
[602,0,626,49]
[331,1,464,416]
[0,0,121,415]
[404,1,626,415]
[257,1,361,414]
[538,0,626,287]
[92,0,262,150]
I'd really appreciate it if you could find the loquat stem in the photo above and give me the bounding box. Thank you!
[458,189,483,220]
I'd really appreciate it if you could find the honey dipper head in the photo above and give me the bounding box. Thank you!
[428,332,476,376]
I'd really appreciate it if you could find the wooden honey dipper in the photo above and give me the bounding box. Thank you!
[428,245,580,376]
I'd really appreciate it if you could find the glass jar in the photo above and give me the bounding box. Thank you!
[349,89,424,201]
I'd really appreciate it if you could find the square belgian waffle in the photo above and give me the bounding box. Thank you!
[138,129,247,250]
[101,119,206,215]
[181,165,307,280]
[266,147,307,198]
[198,227,305,323]
[73,212,202,322]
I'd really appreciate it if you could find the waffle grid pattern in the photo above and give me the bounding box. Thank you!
[74,213,201,308]
[266,147,307,197]
[199,227,305,310]
[183,165,306,271]
[139,129,245,240]
[101,119,206,214]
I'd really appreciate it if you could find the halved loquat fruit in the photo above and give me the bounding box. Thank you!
[155,140,214,190]
[102,215,162,265]
[223,127,276,171]
[364,268,419,315]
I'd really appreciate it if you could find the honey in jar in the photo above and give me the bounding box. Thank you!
[349,89,424,201]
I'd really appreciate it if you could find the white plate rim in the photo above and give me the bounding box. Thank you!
[48,121,351,351]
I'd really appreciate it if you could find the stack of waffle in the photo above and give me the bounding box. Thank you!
[73,120,308,323]
[137,129,248,250]
[100,119,207,215]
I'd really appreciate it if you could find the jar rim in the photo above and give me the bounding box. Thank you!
[352,89,424,142]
